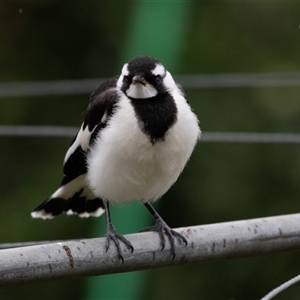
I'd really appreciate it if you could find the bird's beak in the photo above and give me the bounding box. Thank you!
[132,76,146,86]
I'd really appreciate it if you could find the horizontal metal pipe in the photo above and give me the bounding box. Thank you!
[1,213,300,286]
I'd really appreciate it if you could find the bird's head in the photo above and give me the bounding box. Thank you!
[117,56,177,99]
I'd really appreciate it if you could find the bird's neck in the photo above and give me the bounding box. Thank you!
[129,93,178,144]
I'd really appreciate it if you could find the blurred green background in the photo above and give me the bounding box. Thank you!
[1,1,300,299]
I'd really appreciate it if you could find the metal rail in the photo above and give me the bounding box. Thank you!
[1,213,300,286]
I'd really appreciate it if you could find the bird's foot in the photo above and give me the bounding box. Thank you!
[105,223,133,263]
[140,218,187,260]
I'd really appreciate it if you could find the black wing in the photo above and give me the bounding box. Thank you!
[62,75,120,185]
[31,76,120,219]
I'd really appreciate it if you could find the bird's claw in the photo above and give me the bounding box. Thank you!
[140,219,187,260]
[105,223,133,263]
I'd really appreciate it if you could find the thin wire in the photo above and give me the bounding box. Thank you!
[177,72,300,89]
[200,132,300,144]
[1,72,300,97]
[0,78,104,97]
[1,125,300,144]
[0,125,77,137]
[261,274,300,300]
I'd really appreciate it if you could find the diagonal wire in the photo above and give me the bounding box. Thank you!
[261,274,300,300]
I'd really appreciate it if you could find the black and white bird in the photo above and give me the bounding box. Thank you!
[31,56,200,261]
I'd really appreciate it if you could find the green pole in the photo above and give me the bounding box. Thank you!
[85,2,191,299]
[119,1,191,68]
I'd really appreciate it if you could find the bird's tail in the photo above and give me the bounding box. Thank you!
[31,175,105,219]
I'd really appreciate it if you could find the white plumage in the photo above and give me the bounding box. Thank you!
[31,56,200,260]
[87,86,200,204]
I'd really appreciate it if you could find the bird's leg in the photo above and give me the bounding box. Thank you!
[140,201,187,259]
[103,199,133,263]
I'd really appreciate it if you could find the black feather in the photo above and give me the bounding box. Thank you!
[63,77,119,184]
[130,92,178,144]
[32,188,104,217]
[32,76,120,218]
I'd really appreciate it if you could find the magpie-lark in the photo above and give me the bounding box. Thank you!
[31,56,201,262]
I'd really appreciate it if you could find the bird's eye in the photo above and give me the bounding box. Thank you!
[154,75,162,85]
[123,76,130,84]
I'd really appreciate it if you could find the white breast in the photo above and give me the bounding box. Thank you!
[87,91,200,205]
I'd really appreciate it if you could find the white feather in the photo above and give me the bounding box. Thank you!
[78,124,92,152]
[79,208,105,218]
[87,87,200,205]
[152,64,165,77]
[50,175,88,199]
[63,124,91,164]
[31,210,55,220]
[163,71,178,92]
[116,63,129,89]
[126,83,157,99]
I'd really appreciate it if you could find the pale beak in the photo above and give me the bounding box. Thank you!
[132,76,146,86]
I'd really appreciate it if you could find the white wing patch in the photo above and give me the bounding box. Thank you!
[78,207,105,218]
[78,124,92,152]
[31,210,55,220]
[63,124,92,165]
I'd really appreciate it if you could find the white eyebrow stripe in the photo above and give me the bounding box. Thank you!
[152,64,165,77]
[117,63,129,88]
[122,63,129,76]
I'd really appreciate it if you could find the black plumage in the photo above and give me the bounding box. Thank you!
[31,56,200,262]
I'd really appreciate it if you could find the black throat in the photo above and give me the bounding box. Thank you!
[129,93,178,144]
